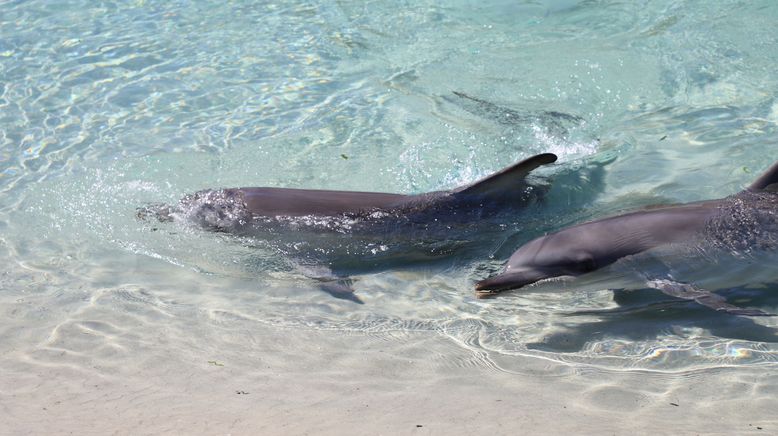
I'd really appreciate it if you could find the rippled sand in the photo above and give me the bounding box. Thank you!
[1,253,776,435]
[4,319,776,435]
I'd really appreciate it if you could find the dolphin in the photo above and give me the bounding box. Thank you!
[141,152,557,231]
[476,159,778,316]
[139,153,559,301]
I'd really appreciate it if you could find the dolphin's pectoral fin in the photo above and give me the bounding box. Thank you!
[647,279,774,317]
[296,264,364,304]
[474,269,551,298]
[317,278,364,304]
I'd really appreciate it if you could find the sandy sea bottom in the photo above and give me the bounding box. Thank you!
[1,252,776,435]
[4,320,776,435]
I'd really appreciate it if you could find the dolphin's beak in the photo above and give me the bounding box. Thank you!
[475,269,548,298]
[475,274,521,295]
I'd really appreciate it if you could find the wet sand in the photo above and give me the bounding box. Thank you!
[3,316,776,435]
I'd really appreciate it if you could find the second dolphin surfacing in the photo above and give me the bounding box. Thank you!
[476,159,778,316]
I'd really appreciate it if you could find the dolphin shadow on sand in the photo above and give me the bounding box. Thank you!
[444,91,584,138]
[477,159,778,317]
[527,286,778,353]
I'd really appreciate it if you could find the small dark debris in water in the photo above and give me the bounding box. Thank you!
[416,425,423,428]
[236,390,249,395]
[669,402,679,407]
[151,228,158,232]
[750,424,763,430]
[659,135,668,141]
[208,360,224,366]
[341,154,349,160]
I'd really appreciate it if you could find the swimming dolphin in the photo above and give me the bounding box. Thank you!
[476,159,778,316]
[139,153,559,301]
[142,152,557,231]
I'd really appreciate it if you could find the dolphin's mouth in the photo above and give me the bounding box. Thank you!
[474,279,502,293]
[474,273,528,297]
[474,268,554,298]
[475,289,502,299]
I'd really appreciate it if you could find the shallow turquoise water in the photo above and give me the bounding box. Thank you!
[2,0,778,391]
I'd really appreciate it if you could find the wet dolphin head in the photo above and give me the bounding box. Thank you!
[476,227,602,293]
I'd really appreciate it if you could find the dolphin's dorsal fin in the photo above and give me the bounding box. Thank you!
[748,160,778,192]
[454,153,557,197]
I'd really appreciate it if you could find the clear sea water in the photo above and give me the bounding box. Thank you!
[2,0,778,431]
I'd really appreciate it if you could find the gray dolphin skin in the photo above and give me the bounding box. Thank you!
[145,152,556,231]
[476,159,778,316]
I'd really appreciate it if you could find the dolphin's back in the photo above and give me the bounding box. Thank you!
[238,187,416,216]
[234,153,557,217]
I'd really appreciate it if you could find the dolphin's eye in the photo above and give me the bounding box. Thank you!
[581,258,597,272]
[572,254,597,273]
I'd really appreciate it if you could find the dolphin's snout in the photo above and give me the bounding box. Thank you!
[475,272,524,293]
[475,277,505,299]
[474,277,499,291]
[475,268,549,297]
